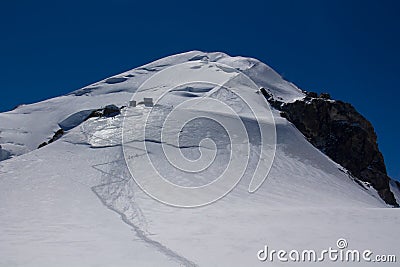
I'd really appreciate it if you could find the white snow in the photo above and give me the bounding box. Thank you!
[390,180,400,204]
[0,51,398,266]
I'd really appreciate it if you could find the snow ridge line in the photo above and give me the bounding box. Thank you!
[90,158,198,267]
[80,111,197,265]
[91,185,198,267]
[125,138,215,150]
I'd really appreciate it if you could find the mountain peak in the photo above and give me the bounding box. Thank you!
[1,51,399,266]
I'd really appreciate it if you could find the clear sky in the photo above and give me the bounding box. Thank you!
[0,0,399,180]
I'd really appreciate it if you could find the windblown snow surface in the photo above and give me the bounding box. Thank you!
[0,51,399,266]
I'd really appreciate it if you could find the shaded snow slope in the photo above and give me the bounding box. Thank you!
[0,51,398,266]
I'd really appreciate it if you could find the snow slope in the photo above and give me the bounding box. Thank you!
[0,51,398,266]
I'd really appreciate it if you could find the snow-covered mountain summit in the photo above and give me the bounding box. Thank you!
[0,51,399,266]
[0,51,302,155]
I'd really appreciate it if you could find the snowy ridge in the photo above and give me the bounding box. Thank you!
[0,51,398,266]
[0,51,303,158]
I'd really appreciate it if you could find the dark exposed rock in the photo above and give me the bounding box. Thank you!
[40,105,121,149]
[87,104,121,119]
[103,104,121,117]
[260,88,284,109]
[38,142,48,149]
[305,91,318,98]
[259,87,271,99]
[48,129,64,143]
[262,89,398,206]
[37,129,64,149]
[87,110,103,119]
[319,93,331,99]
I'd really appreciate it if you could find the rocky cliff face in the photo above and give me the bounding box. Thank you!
[261,88,398,206]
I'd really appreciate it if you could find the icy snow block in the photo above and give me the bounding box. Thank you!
[129,100,136,107]
[143,98,153,107]
[0,146,11,161]
[58,109,95,131]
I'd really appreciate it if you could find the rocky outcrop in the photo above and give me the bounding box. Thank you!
[87,104,121,118]
[59,104,123,131]
[39,105,123,149]
[261,88,398,206]
[37,129,65,149]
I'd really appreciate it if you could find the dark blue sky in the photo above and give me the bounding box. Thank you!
[0,0,399,180]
